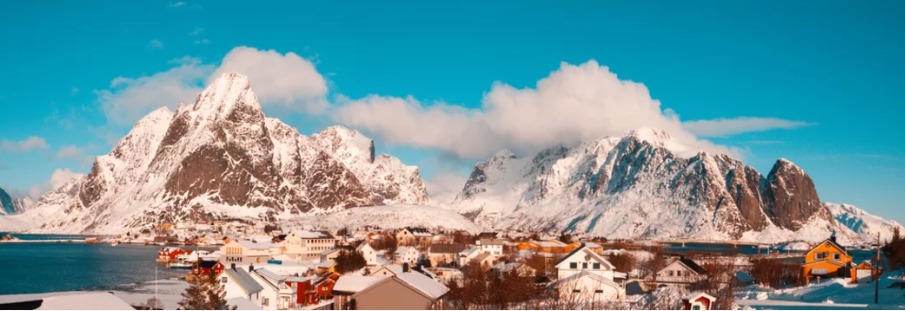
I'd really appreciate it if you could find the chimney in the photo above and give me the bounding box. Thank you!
[402,263,410,273]
[231,263,236,270]
[830,230,837,244]
[249,264,255,272]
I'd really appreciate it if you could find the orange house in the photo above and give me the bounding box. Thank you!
[565,242,604,253]
[802,238,852,282]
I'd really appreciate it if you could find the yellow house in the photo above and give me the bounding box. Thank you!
[802,237,852,281]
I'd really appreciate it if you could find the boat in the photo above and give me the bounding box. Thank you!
[111,242,119,247]
[169,262,193,269]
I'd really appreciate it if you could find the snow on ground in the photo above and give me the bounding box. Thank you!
[737,276,905,310]
[0,279,188,310]
[284,204,485,232]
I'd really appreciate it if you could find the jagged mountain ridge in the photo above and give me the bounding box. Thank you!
[24,73,427,234]
[0,187,31,215]
[450,128,882,243]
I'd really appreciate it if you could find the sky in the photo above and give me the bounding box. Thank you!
[1,1,903,224]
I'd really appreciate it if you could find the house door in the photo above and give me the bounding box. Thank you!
[856,269,872,283]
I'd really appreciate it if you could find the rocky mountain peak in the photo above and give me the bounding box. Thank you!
[190,72,262,122]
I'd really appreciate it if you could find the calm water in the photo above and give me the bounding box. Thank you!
[0,234,212,295]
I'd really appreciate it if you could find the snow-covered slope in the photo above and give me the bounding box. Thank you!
[0,187,31,215]
[826,202,905,243]
[449,129,878,243]
[284,204,483,233]
[14,73,428,234]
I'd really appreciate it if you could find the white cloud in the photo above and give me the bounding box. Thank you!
[56,145,85,160]
[194,38,210,45]
[1,136,49,152]
[213,46,328,113]
[335,60,737,159]
[148,39,164,49]
[28,168,83,199]
[96,57,212,125]
[424,171,468,205]
[683,117,813,137]
[97,47,328,125]
[189,27,204,36]
[167,2,185,8]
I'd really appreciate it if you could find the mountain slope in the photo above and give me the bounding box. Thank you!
[21,73,428,234]
[826,202,905,243]
[0,187,31,215]
[449,129,869,243]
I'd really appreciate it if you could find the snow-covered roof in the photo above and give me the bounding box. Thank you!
[395,270,449,299]
[235,239,276,250]
[534,240,567,248]
[225,268,265,294]
[291,230,334,239]
[684,292,716,302]
[333,275,390,293]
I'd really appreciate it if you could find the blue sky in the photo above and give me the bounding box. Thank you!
[1,1,903,224]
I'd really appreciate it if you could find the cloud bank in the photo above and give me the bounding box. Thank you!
[336,60,740,159]
[684,117,814,137]
[1,136,49,152]
[97,47,327,126]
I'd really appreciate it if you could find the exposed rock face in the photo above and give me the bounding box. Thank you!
[451,129,835,241]
[24,73,428,234]
[0,188,30,215]
[763,159,829,230]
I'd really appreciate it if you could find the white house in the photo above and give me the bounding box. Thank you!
[283,231,336,261]
[357,242,386,266]
[457,246,481,267]
[249,268,296,310]
[477,238,505,256]
[220,240,277,265]
[394,246,421,264]
[655,257,709,286]
[553,244,624,304]
[221,265,265,303]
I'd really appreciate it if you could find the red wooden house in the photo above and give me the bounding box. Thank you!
[157,247,186,263]
[192,260,225,276]
[314,272,339,301]
[682,292,716,310]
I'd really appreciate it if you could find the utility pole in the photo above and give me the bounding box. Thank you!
[875,231,880,305]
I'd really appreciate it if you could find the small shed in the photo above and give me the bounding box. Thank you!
[682,292,716,310]
[850,261,881,283]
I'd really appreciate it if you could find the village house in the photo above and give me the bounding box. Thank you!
[394,246,421,265]
[396,227,433,248]
[802,235,853,282]
[190,260,225,280]
[491,261,537,278]
[283,231,336,261]
[682,292,717,310]
[518,240,568,258]
[655,257,709,287]
[221,265,265,304]
[477,238,506,256]
[220,240,276,265]
[356,242,386,266]
[250,268,296,310]
[553,244,625,304]
[458,246,482,267]
[333,264,449,310]
[428,243,466,267]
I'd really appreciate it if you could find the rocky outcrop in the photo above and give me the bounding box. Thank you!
[763,159,829,230]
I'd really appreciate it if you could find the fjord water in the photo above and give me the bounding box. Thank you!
[0,235,188,295]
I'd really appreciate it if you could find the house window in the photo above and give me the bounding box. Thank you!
[262,298,269,306]
[570,262,577,269]
[595,290,603,293]
[221,277,227,284]
[593,263,600,269]
[833,253,840,260]
[582,263,588,269]
[668,271,674,277]
[815,252,825,260]
[572,289,581,293]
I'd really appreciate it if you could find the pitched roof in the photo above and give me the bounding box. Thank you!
[333,276,389,294]
[554,244,615,269]
[430,243,466,254]
[225,268,264,295]
[479,238,506,246]
[677,257,709,275]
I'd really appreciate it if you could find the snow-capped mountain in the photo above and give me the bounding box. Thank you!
[826,202,905,243]
[20,73,428,234]
[449,128,884,244]
[0,187,31,215]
